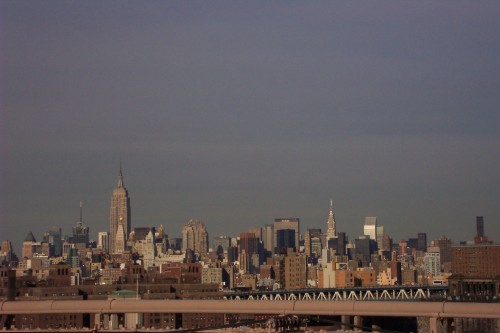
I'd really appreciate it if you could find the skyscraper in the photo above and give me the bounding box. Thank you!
[214,236,231,258]
[417,233,427,252]
[22,231,36,259]
[326,199,337,241]
[109,166,131,254]
[44,227,62,257]
[431,236,452,271]
[424,249,441,277]
[304,228,322,257]
[98,232,110,252]
[364,217,377,240]
[376,225,384,251]
[70,202,89,256]
[182,220,209,258]
[476,216,484,237]
[273,218,300,251]
[239,232,260,273]
[276,229,296,254]
[261,224,274,256]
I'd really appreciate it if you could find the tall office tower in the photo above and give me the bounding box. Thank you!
[248,226,262,240]
[274,218,300,251]
[336,232,347,256]
[143,230,156,269]
[182,220,209,258]
[154,225,168,255]
[431,236,453,271]
[109,166,131,254]
[381,234,393,253]
[311,237,322,258]
[114,222,126,254]
[304,228,322,257]
[70,202,90,256]
[424,247,441,276]
[214,236,231,258]
[407,238,418,250]
[476,216,484,237]
[239,232,260,273]
[276,229,296,254]
[417,233,427,252]
[354,236,376,264]
[399,240,409,256]
[364,217,377,240]
[376,226,384,251]
[262,225,274,256]
[44,227,62,257]
[22,231,36,259]
[326,199,337,241]
[0,240,14,264]
[98,232,110,252]
[228,238,239,263]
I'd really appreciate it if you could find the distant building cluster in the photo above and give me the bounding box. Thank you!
[1,168,499,331]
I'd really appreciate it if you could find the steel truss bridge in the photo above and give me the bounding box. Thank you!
[223,285,448,301]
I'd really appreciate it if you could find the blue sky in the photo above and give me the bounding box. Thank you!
[1,1,499,253]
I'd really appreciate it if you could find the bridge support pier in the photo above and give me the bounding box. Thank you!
[341,315,350,330]
[109,314,118,330]
[354,315,363,332]
[428,317,454,333]
[430,317,438,333]
[93,313,100,330]
[102,314,110,329]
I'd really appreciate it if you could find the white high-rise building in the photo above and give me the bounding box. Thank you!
[114,221,126,254]
[424,250,441,276]
[262,224,274,254]
[364,217,377,240]
[143,230,156,269]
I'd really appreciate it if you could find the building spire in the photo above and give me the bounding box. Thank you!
[118,162,124,188]
[79,201,83,224]
[326,198,337,240]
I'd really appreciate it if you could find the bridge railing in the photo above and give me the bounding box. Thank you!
[223,285,448,301]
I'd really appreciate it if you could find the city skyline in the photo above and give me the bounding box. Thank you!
[1,2,499,251]
[2,164,495,256]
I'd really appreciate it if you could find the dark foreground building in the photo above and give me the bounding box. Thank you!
[449,243,500,333]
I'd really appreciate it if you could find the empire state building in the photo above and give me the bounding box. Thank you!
[109,166,131,254]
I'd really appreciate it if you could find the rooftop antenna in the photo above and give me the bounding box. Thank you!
[79,201,83,224]
[118,160,124,187]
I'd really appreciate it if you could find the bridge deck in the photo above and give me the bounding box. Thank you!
[1,299,499,319]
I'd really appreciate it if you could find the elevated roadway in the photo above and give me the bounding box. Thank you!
[1,299,498,319]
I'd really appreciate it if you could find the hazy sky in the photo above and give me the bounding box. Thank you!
[1,1,499,254]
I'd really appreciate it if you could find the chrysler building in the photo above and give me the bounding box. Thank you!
[326,199,337,241]
[109,165,131,254]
